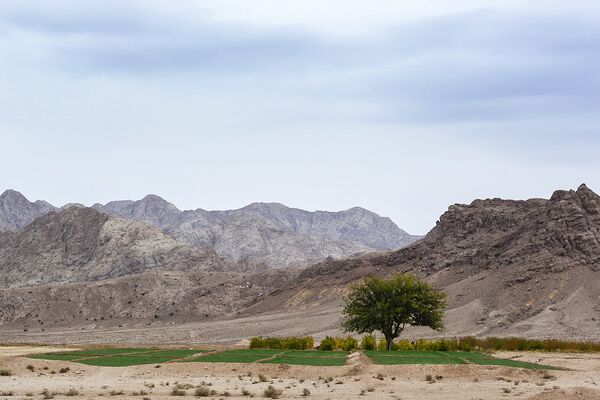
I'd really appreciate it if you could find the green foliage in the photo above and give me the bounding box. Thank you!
[319,336,336,351]
[363,350,560,370]
[341,336,358,352]
[361,335,377,350]
[342,273,446,350]
[249,336,314,350]
[361,337,600,353]
[467,337,600,353]
[395,340,413,351]
[377,338,398,351]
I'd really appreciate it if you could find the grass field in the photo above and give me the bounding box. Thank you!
[363,350,560,370]
[29,348,208,367]
[29,348,559,369]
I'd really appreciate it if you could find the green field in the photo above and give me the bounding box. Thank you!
[29,348,558,370]
[186,350,348,366]
[364,351,560,370]
[29,348,208,367]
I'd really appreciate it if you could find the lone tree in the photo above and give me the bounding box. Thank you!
[342,273,446,350]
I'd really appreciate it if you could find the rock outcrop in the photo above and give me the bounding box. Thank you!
[0,207,228,287]
[0,190,55,231]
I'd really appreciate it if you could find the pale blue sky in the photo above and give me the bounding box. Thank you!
[1,1,599,234]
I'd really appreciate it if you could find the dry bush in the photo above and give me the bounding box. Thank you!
[263,386,282,399]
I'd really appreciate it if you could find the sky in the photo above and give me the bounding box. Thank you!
[1,1,599,235]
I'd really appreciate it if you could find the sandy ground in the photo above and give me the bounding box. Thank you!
[1,347,600,399]
[0,307,345,346]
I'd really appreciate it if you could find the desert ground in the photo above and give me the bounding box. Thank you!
[1,346,600,399]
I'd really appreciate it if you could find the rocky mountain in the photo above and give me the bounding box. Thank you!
[246,184,600,339]
[0,190,55,231]
[0,206,235,287]
[93,196,419,267]
[0,206,294,330]
[0,189,418,268]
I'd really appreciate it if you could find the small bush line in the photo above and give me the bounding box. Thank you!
[251,336,600,353]
[249,336,314,350]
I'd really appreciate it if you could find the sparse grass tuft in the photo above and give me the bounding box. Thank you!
[170,388,186,396]
[263,386,282,399]
[194,386,210,397]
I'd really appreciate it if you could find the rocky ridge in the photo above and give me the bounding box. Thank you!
[0,189,419,267]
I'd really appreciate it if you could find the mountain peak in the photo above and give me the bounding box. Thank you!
[0,189,28,203]
[0,189,56,232]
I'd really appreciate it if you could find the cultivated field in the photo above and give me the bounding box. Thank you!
[2,345,600,399]
[27,348,557,369]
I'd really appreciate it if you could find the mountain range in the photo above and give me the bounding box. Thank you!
[0,190,419,267]
[1,184,600,342]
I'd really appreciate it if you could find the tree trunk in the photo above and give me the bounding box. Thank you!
[385,335,392,351]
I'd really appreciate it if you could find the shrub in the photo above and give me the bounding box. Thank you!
[361,335,377,351]
[263,386,282,399]
[170,388,186,396]
[319,336,336,351]
[258,373,268,383]
[341,336,358,351]
[0,369,12,376]
[250,336,314,350]
[302,388,311,396]
[194,387,210,397]
[378,338,398,351]
[395,339,414,351]
[65,389,79,396]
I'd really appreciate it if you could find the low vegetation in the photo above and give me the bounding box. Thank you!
[263,385,282,399]
[363,350,560,370]
[29,348,207,367]
[250,336,314,350]
[27,337,590,370]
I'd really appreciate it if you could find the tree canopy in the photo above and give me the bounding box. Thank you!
[342,273,446,350]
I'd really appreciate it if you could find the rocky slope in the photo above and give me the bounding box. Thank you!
[0,269,292,332]
[246,184,600,339]
[0,206,294,330]
[0,207,228,287]
[92,196,419,267]
[0,190,55,231]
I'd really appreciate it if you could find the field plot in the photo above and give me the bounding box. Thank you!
[188,349,348,366]
[261,351,348,366]
[29,348,559,370]
[364,351,560,370]
[187,349,282,364]
[30,348,208,366]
